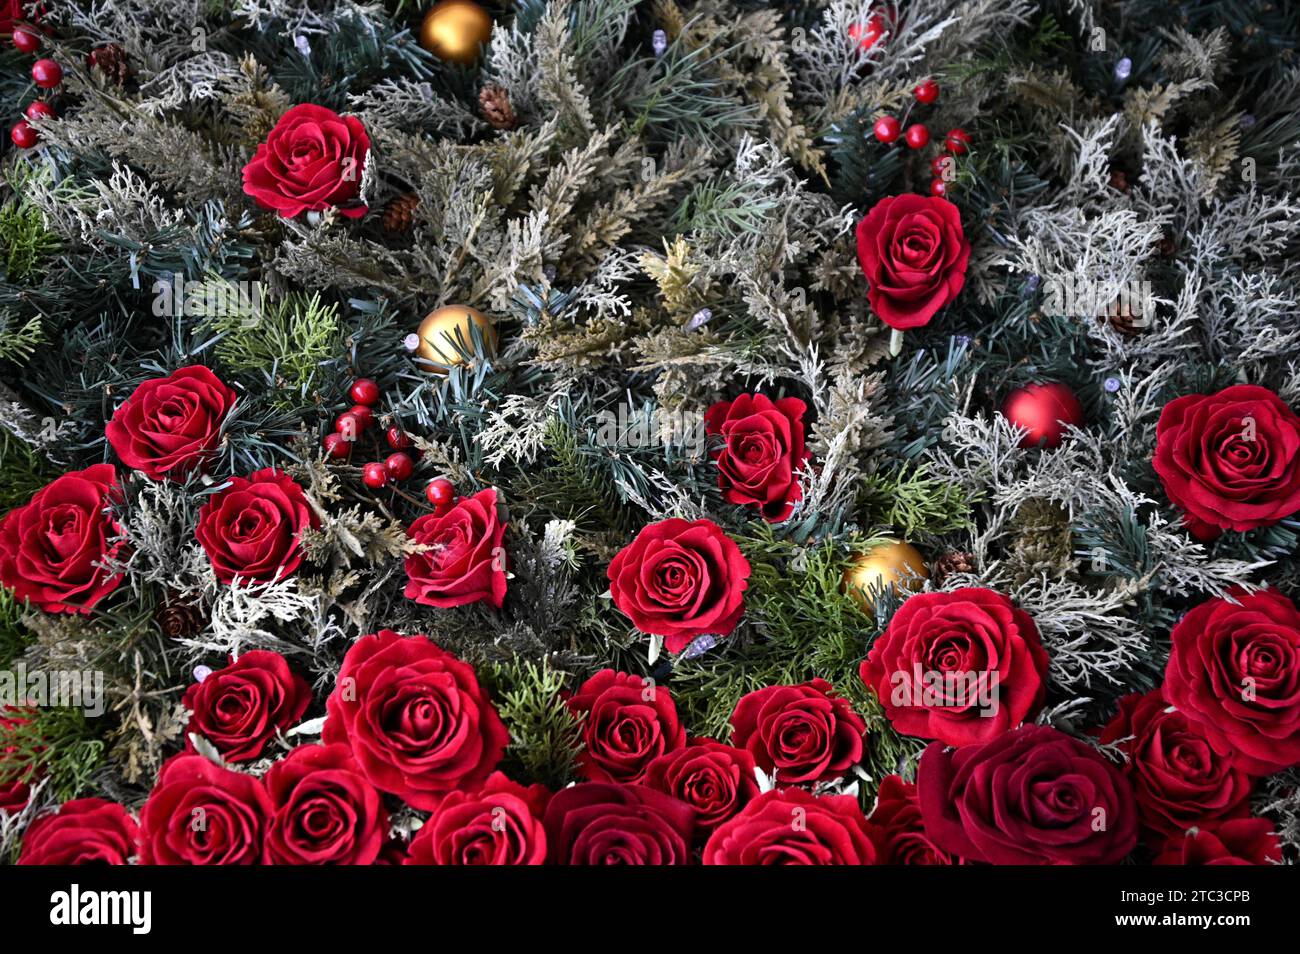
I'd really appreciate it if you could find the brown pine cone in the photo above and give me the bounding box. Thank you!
[382,193,420,233]
[156,593,204,639]
[930,550,975,587]
[1103,298,1145,335]
[1108,168,1130,193]
[87,43,131,86]
[479,84,516,130]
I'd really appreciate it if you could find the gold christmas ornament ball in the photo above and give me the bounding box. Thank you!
[418,0,494,65]
[842,540,929,611]
[410,305,497,372]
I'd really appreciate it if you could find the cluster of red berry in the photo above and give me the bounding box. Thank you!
[871,78,972,197]
[8,26,60,149]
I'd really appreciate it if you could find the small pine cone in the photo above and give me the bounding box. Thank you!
[479,84,516,130]
[1103,298,1144,336]
[1108,168,1130,193]
[930,550,975,587]
[156,593,204,639]
[87,43,131,86]
[382,193,420,233]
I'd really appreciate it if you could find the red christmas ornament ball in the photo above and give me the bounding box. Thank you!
[322,433,351,459]
[384,452,414,481]
[10,120,37,149]
[425,477,454,507]
[12,26,41,54]
[31,58,62,89]
[904,123,930,149]
[362,462,389,489]
[913,78,939,104]
[1001,382,1084,448]
[24,100,54,121]
[944,128,971,154]
[872,115,901,144]
[349,378,380,406]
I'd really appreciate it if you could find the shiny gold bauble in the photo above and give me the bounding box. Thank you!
[413,304,496,371]
[418,0,493,65]
[842,540,929,612]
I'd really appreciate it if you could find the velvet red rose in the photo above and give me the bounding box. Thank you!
[139,754,272,865]
[196,467,318,584]
[18,798,140,865]
[1099,690,1252,839]
[607,517,751,655]
[405,771,550,865]
[704,393,811,522]
[860,587,1049,746]
[1153,818,1282,866]
[1153,384,1300,540]
[918,723,1137,865]
[0,463,123,614]
[543,781,696,865]
[1163,587,1300,775]
[703,788,884,865]
[855,194,970,330]
[242,103,369,219]
[870,775,962,865]
[568,668,685,784]
[404,487,507,608]
[263,743,387,865]
[323,630,509,811]
[105,365,237,481]
[183,650,311,762]
[643,738,759,835]
[730,678,865,786]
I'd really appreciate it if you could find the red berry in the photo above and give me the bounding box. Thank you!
[347,404,375,431]
[12,27,40,54]
[386,426,412,449]
[349,377,380,406]
[929,178,947,197]
[872,115,901,144]
[913,78,939,104]
[24,100,54,121]
[362,462,389,489]
[930,155,953,178]
[904,123,930,150]
[10,120,37,149]
[425,478,454,507]
[31,59,62,89]
[322,433,351,459]
[944,128,971,154]
[334,410,364,441]
[384,452,414,481]
[849,13,886,51]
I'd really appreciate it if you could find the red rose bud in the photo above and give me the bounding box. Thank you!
[903,123,930,149]
[181,650,311,762]
[195,468,318,584]
[569,669,686,784]
[731,679,865,785]
[106,365,237,480]
[18,799,140,866]
[30,58,61,88]
[384,451,413,480]
[9,119,36,149]
[404,487,507,608]
[913,78,939,103]
[241,103,370,219]
[362,461,388,488]
[872,115,901,143]
[856,194,970,330]
[944,127,971,153]
[349,377,380,405]
[704,392,810,522]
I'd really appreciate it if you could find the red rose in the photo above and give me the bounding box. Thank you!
[405,771,549,865]
[139,754,272,865]
[607,517,751,655]
[568,669,685,784]
[1163,587,1300,775]
[730,678,865,786]
[869,775,962,865]
[1153,818,1282,866]
[18,798,140,865]
[703,788,883,865]
[1153,384,1300,540]
[0,464,123,614]
[859,587,1049,746]
[196,467,319,584]
[855,194,970,330]
[105,366,237,481]
[183,650,311,762]
[242,103,370,219]
[542,781,696,865]
[323,630,509,810]
[263,743,387,865]
[704,393,811,522]
[1098,690,1252,839]
[1,1,36,35]
[642,738,759,834]
[917,724,1138,865]
[404,487,508,608]
[0,706,37,814]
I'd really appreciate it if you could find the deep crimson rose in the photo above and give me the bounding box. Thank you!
[568,669,685,784]
[1153,384,1300,540]
[1153,818,1282,866]
[1098,690,1252,839]
[607,517,751,655]
[105,366,237,481]
[405,771,549,865]
[404,487,507,608]
[323,630,509,810]
[18,798,140,865]
[0,464,123,614]
[703,788,883,865]
[196,467,319,584]
[0,707,38,814]
[917,724,1137,865]
[855,193,970,330]
[1,1,37,35]
[730,678,865,786]
[183,650,311,762]
[643,738,759,834]
[542,781,696,865]
[869,775,963,865]
[704,393,811,522]
[242,103,370,219]
[139,754,272,865]
[263,743,387,865]
[859,587,1049,746]
[1163,587,1300,775]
